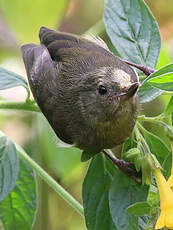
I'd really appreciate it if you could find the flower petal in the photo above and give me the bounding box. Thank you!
[155,211,165,229]
[168,174,173,188]
[165,207,173,229]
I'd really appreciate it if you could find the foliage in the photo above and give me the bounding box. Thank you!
[0,0,173,230]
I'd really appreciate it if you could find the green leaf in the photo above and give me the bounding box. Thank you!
[162,151,172,179]
[138,83,162,103]
[81,150,98,162]
[0,158,37,230]
[142,63,173,91]
[82,154,116,230]
[109,171,149,230]
[127,201,151,215]
[148,73,173,91]
[104,0,161,69]
[142,128,171,165]
[0,68,28,90]
[0,136,19,201]
[141,127,172,178]
[165,96,173,115]
[146,63,173,81]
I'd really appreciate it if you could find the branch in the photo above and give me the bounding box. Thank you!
[122,59,155,76]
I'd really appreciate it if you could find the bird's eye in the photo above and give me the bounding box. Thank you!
[98,85,107,95]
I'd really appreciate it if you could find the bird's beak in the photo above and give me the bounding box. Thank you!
[118,82,140,101]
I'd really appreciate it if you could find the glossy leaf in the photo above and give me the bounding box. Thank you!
[127,201,151,215]
[109,171,149,230]
[104,0,161,69]
[0,158,37,230]
[0,67,28,90]
[138,83,162,103]
[82,154,116,230]
[0,136,19,201]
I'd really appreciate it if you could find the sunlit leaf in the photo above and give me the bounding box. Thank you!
[148,73,173,91]
[0,136,19,201]
[0,158,37,230]
[146,63,173,81]
[141,63,173,92]
[104,0,161,69]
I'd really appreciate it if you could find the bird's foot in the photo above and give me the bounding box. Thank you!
[103,149,141,183]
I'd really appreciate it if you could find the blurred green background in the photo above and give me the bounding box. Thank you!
[0,0,172,229]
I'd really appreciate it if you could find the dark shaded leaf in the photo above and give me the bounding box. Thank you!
[81,150,98,162]
[162,151,172,179]
[0,158,37,230]
[0,136,19,201]
[0,68,28,90]
[82,154,116,230]
[109,171,149,230]
[127,201,151,215]
[104,0,161,69]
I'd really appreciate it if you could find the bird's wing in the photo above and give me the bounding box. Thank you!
[22,43,58,94]
[21,43,73,144]
[39,27,120,73]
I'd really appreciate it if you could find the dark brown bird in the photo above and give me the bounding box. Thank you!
[22,27,139,153]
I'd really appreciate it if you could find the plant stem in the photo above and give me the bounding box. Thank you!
[16,144,84,217]
[0,100,40,112]
[137,114,164,124]
[135,123,151,153]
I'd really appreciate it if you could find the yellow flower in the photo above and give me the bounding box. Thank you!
[168,143,173,189]
[154,169,173,229]
[168,166,173,189]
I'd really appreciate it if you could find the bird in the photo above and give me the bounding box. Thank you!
[22,27,139,154]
